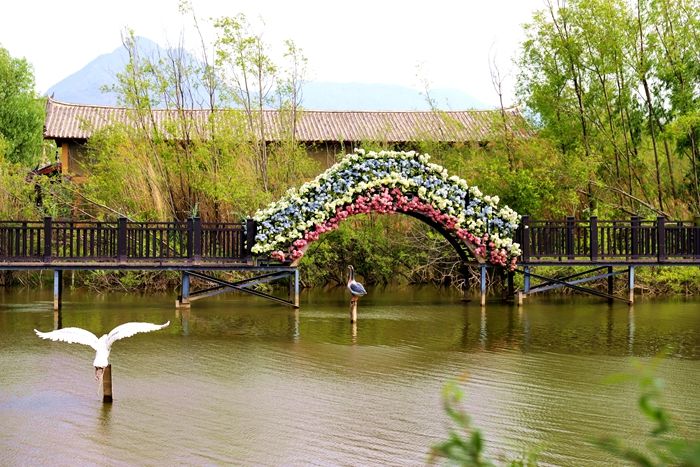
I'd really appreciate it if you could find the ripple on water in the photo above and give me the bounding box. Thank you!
[0,290,698,465]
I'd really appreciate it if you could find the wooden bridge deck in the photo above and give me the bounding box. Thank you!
[1,216,697,309]
[0,216,698,268]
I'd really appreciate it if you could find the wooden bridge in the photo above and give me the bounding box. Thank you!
[513,215,699,306]
[0,217,298,309]
[0,215,698,308]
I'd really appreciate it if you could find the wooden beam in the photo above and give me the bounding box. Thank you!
[59,144,69,174]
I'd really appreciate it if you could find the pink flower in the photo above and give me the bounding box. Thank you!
[271,250,286,262]
[264,184,518,270]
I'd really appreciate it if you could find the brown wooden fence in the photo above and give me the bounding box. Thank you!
[518,216,700,264]
[0,217,255,263]
[1,216,699,267]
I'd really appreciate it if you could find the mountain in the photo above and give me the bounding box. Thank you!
[47,37,484,110]
[47,36,164,106]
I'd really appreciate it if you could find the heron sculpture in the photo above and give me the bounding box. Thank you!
[34,321,170,380]
[347,265,367,300]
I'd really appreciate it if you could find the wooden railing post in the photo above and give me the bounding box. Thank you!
[657,216,666,262]
[566,216,575,260]
[21,221,27,257]
[520,215,530,262]
[117,217,127,262]
[186,218,193,258]
[43,216,52,261]
[694,216,700,258]
[245,219,257,259]
[631,216,640,259]
[193,217,202,261]
[589,216,598,261]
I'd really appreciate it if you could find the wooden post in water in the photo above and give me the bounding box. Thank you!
[176,271,191,308]
[518,266,531,306]
[628,266,635,305]
[53,269,63,311]
[350,296,358,323]
[102,364,113,403]
[53,308,62,330]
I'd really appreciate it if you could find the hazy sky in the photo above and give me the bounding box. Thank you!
[0,0,544,108]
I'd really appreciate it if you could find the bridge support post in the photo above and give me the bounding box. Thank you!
[176,272,191,308]
[506,270,515,302]
[53,270,63,311]
[518,266,531,306]
[628,266,635,305]
[523,267,531,294]
[293,269,300,308]
[480,265,487,307]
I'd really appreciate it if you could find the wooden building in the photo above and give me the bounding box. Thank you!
[43,97,529,176]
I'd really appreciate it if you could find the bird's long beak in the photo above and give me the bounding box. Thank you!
[95,367,104,382]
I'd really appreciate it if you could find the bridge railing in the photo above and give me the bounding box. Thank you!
[0,220,46,259]
[518,216,700,263]
[0,217,251,263]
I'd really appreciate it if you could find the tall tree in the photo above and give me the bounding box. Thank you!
[649,0,700,212]
[214,15,276,193]
[83,13,315,222]
[518,0,699,216]
[0,46,44,165]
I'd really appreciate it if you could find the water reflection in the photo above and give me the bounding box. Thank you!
[98,402,112,432]
[607,306,615,350]
[290,308,300,342]
[176,307,190,336]
[628,307,636,354]
[460,309,470,349]
[479,308,487,349]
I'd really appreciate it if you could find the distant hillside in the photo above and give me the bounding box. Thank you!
[47,36,163,106]
[47,37,484,110]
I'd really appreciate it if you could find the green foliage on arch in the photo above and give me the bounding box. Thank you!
[252,150,521,268]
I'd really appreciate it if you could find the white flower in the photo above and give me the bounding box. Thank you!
[251,149,522,262]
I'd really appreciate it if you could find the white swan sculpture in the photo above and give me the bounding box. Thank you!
[34,321,170,379]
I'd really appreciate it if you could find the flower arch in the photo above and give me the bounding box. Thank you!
[251,150,521,269]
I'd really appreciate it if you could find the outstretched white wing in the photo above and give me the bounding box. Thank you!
[34,327,100,350]
[106,321,170,348]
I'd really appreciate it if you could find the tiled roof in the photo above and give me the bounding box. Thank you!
[44,98,529,143]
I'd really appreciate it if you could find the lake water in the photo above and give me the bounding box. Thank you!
[1,287,698,466]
